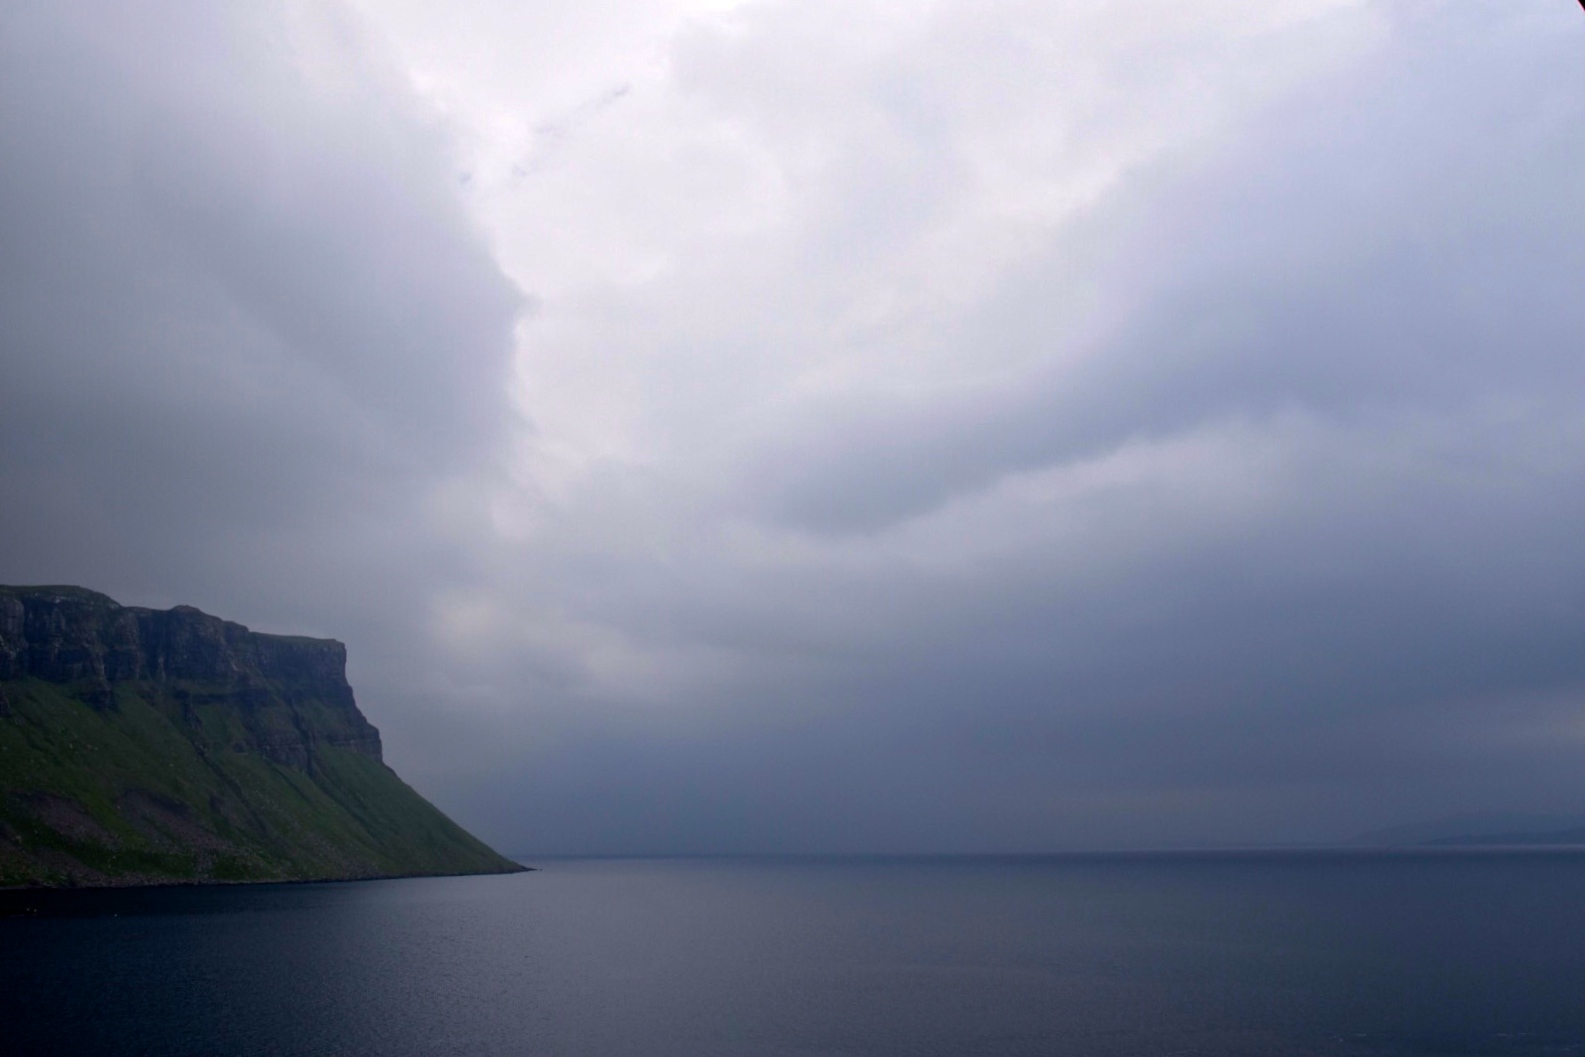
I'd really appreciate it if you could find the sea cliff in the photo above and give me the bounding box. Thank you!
[0,585,522,887]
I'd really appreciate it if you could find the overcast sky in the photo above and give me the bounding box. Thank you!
[4,0,1585,854]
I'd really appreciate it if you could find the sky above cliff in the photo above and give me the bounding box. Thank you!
[4,0,1585,853]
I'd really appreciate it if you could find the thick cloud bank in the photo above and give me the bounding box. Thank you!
[4,0,1584,852]
[0,1,520,689]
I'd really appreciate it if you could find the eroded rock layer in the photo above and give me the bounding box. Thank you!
[0,586,522,888]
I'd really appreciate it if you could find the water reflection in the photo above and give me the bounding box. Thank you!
[6,853,1585,1056]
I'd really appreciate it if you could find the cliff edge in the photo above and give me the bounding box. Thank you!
[0,586,523,887]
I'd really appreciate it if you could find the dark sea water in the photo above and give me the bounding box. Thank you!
[5,853,1585,1057]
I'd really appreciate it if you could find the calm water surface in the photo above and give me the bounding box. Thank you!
[5,853,1585,1056]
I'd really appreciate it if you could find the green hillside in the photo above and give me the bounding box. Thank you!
[0,587,522,887]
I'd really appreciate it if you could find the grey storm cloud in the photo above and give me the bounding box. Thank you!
[0,0,521,674]
[4,0,1585,855]
[747,10,1585,536]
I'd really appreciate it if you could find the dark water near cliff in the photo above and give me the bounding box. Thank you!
[6,853,1585,1057]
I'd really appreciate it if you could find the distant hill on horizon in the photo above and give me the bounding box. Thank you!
[1350,812,1585,849]
[0,585,523,888]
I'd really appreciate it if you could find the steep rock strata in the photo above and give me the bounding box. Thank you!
[0,586,522,888]
[1,587,380,764]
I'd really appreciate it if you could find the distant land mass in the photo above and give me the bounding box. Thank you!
[0,585,523,888]
[1350,812,1585,849]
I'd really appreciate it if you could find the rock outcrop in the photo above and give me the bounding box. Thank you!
[0,587,380,766]
[0,586,523,888]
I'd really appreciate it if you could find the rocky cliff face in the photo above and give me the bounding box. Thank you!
[0,586,521,888]
[0,586,380,767]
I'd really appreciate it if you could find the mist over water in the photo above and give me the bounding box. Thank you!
[7,854,1585,1057]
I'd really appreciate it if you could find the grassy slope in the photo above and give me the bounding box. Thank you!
[0,679,520,887]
